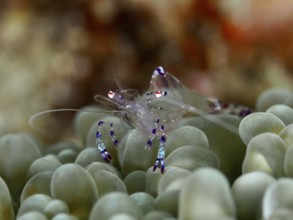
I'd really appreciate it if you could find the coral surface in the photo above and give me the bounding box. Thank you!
[0,88,293,219]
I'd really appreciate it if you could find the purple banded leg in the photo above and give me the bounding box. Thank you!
[210,99,222,113]
[96,134,112,162]
[153,125,166,173]
[145,119,160,149]
[153,135,166,173]
[239,107,252,118]
[212,100,253,118]
[110,123,119,147]
[96,121,113,162]
[146,137,154,149]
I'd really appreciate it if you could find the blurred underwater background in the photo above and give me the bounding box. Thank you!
[0,0,293,138]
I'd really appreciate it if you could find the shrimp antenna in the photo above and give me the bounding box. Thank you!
[110,64,127,91]
[94,94,119,109]
[29,108,123,136]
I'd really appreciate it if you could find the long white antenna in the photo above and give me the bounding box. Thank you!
[29,108,122,136]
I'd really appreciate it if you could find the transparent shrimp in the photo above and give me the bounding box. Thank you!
[30,66,252,173]
[93,66,252,173]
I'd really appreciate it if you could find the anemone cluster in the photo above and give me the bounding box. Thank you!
[0,87,293,220]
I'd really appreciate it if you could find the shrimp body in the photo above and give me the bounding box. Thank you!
[29,66,251,173]
[95,66,252,173]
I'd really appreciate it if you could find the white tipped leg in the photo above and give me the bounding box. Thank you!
[96,120,115,162]
[153,135,166,173]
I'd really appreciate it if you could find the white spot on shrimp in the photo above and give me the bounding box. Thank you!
[108,90,115,99]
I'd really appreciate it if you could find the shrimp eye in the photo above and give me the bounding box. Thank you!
[155,90,167,98]
[155,90,162,98]
[108,90,115,99]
